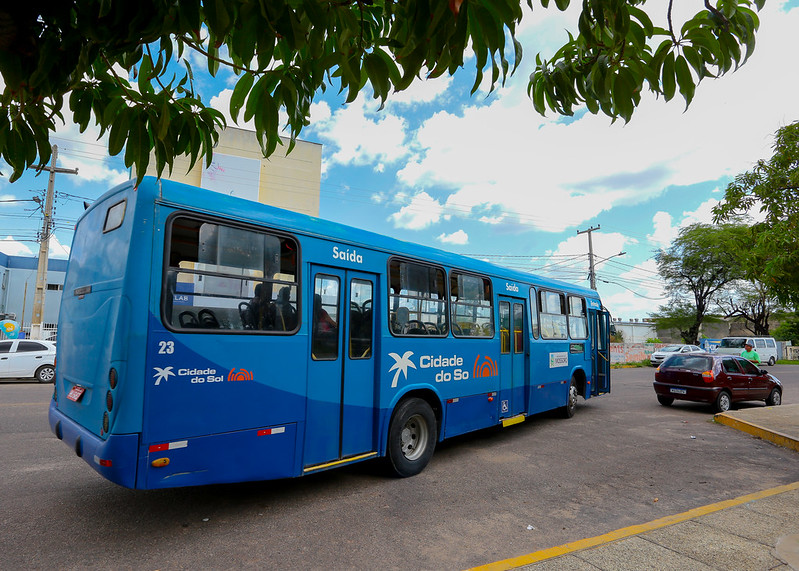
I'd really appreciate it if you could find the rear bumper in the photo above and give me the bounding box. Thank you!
[653,381,720,403]
[49,400,139,488]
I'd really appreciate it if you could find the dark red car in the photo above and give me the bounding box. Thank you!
[653,353,783,413]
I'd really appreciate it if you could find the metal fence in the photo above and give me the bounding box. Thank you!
[0,324,58,341]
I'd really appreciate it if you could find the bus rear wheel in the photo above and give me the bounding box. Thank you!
[385,398,437,478]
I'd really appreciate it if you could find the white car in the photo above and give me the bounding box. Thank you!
[650,344,704,367]
[0,339,56,382]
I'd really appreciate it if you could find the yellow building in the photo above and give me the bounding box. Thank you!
[146,126,321,216]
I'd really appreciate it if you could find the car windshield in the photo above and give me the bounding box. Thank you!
[720,339,747,349]
[660,346,682,353]
[662,355,713,371]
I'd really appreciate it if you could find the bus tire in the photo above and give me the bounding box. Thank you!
[385,398,437,478]
[562,377,578,418]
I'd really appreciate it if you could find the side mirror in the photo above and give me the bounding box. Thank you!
[760,369,768,375]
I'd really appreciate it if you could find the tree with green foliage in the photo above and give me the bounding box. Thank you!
[774,313,799,345]
[653,223,747,343]
[717,279,785,336]
[713,121,799,306]
[649,301,711,344]
[0,0,764,183]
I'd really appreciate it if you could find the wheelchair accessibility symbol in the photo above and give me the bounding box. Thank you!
[501,400,509,413]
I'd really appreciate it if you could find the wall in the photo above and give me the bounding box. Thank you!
[145,126,322,216]
[611,342,669,364]
[0,254,67,326]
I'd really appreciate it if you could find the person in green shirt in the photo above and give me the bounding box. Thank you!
[741,342,761,365]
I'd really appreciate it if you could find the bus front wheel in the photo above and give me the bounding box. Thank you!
[562,377,578,418]
[385,398,437,478]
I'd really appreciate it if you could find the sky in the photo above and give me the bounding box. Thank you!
[1,0,798,320]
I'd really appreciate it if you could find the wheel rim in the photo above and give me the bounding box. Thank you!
[400,413,429,461]
[772,391,781,406]
[568,385,578,412]
[719,393,730,412]
[39,368,55,381]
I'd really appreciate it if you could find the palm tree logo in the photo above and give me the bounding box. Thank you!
[153,366,175,386]
[388,351,416,388]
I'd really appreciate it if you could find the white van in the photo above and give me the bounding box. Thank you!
[716,336,779,366]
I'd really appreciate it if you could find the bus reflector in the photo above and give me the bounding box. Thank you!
[151,458,170,468]
[109,368,118,389]
[257,427,286,436]
[94,455,113,467]
[148,441,188,453]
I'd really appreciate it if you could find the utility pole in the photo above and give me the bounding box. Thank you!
[577,225,600,290]
[29,145,78,339]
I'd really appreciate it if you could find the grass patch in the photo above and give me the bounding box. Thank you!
[776,360,799,365]
[611,359,652,369]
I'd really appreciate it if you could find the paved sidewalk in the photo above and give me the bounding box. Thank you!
[473,404,799,571]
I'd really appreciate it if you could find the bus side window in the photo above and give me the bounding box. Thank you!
[568,296,588,339]
[349,279,373,359]
[388,259,447,336]
[312,276,339,360]
[529,287,540,339]
[164,216,299,333]
[539,290,567,340]
[499,302,510,353]
[450,272,494,337]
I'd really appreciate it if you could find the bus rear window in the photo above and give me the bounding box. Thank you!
[163,216,299,333]
[103,200,126,233]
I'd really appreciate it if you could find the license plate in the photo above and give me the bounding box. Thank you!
[66,386,86,402]
[670,388,687,395]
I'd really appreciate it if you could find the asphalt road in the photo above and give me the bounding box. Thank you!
[2,367,798,570]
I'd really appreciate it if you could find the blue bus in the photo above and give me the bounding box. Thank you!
[49,177,611,489]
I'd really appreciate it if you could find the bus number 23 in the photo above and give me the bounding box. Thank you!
[158,341,175,355]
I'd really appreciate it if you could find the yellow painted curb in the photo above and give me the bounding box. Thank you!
[714,412,799,452]
[469,481,799,571]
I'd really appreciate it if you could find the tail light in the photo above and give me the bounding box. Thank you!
[702,370,714,383]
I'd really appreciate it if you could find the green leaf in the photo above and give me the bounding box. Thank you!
[108,110,129,156]
[230,73,255,122]
[661,51,676,101]
[674,55,695,107]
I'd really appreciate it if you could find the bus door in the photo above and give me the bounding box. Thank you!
[498,297,526,418]
[304,266,377,469]
[589,309,611,395]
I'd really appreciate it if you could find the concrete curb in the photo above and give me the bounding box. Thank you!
[470,482,799,571]
[714,409,799,452]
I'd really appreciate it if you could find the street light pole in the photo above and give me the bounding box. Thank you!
[29,146,78,339]
[577,225,600,290]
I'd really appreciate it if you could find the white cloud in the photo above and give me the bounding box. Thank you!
[437,229,469,245]
[48,235,71,259]
[648,198,721,247]
[541,231,636,283]
[50,114,129,186]
[602,259,668,319]
[309,93,411,171]
[389,1,799,234]
[0,237,34,256]
[387,75,453,105]
[388,191,447,230]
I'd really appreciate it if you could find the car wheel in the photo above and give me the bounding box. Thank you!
[768,356,776,366]
[766,388,781,407]
[714,391,731,413]
[657,395,674,406]
[562,377,578,418]
[36,365,55,383]
[384,398,437,478]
